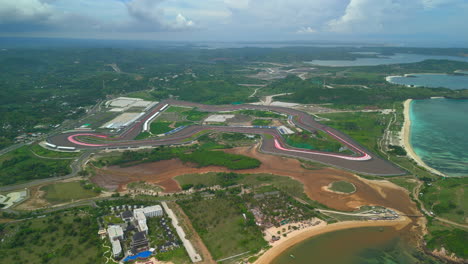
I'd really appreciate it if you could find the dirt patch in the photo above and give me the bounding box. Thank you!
[15,185,49,210]
[93,146,418,216]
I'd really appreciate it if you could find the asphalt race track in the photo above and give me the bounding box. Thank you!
[47,100,405,176]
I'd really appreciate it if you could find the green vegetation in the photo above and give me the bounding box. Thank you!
[285,130,350,153]
[184,109,209,121]
[388,145,407,156]
[157,247,191,264]
[319,112,391,154]
[269,61,468,107]
[420,177,467,224]
[0,145,72,186]
[150,121,173,134]
[329,181,356,194]
[41,181,100,204]
[252,119,272,126]
[29,144,79,158]
[179,150,260,170]
[0,210,103,264]
[95,144,260,170]
[135,131,151,140]
[426,220,467,259]
[166,106,192,113]
[176,172,313,203]
[103,215,124,224]
[178,196,267,260]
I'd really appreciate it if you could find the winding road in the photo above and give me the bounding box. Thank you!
[47,100,405,176]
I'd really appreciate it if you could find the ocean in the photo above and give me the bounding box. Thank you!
[410,99,468,177]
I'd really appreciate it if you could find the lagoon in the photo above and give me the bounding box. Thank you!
[307,53,468,67]
[271,226,440,264]
[388,74,468,90]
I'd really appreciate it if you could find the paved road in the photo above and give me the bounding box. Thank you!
[46,100,405,176]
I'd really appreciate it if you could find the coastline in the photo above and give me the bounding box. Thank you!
[254,217,411,264]
[385,73,451,84]
[401,99,447,177]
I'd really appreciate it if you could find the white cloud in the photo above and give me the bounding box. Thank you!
[0,0,53,23]
[174,13,195,29]
[327,0,396,33]
[296,26,317,34]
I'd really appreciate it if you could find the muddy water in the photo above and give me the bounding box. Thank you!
[272,226,440,264]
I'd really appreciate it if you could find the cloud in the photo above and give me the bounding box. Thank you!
[0,0,53,23]
[174,13,195,29]
[125,0,195,31]
[327,0,403,33]
[296,26,317,34]
[326,0,467,33]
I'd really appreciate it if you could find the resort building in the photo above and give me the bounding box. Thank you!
[134,205,164,218]
[108,225,124,240]
[111,240,122,258]
[121,210,134,222]
[131,231,149,254]
[133,205,164,234]
[134,210,149,234]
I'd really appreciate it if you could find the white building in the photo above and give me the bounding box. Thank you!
[132,205,164,234]
[111,240,122,258]
[134,211,148,234]
[107,225,124,240]
[134,205,164,218]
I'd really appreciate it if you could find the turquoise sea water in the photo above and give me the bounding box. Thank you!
[410,99,468,177]
[307,53,468,67]
[389,74,468,90]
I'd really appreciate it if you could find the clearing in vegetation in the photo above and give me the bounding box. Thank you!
[41,181,100,204]
[177,195,267,260]
[285,130,351,154]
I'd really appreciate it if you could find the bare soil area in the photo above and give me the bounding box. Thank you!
[15,185,49,210]
[93,145,418,216]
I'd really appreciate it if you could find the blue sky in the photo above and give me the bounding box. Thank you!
[1,0,467,45]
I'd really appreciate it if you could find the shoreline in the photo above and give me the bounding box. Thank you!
[385,72,453,84]
[254,218,411,264]
[401,99,447,177]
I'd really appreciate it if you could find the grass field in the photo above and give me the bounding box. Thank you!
[420,177,467,224]
[177,196,267,260]
[166,106,193,113]
[0,211,103,264]
[0,145,73,186]
[41,182,99,204]
[387,177,418,193]
[150,121,173,134]
[319,111,391,154]
[285,130,350,153]
[329,181,356,193]
[251,119,272,126]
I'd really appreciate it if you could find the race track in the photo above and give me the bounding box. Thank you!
[47,100,405,176]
